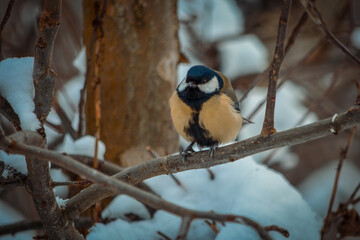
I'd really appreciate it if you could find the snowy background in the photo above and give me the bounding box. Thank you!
[1,0,360,239]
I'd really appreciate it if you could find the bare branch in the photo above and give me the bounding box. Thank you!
[298,0,360,65]
[33,1,61,128]
[0,0,15,33]
[0,0,16,60]
[239,7,307,104]
[78,0,108,137]
[321,127,357,238]
[247,38,326,121]
[261,0,292,136]
[53,97,78,139]
[28,1,83,239]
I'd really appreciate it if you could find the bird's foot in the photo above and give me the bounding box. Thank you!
[180,141,195,163]
[209,146,217,158]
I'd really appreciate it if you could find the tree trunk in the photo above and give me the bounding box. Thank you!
[84,0,179,166]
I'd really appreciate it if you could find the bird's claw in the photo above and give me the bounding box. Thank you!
[209,147,217,157]
[180,142,195,163]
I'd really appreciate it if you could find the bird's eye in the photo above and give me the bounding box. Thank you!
[200,79,207,84]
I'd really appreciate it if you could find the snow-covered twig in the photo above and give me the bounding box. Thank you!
[261,0,292,136]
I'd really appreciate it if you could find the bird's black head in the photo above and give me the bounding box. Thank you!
[177,65,223,111]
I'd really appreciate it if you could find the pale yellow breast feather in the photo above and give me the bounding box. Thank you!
[169,92,194,142]
[199,94,242,144]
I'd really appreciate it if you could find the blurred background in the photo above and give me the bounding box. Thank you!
[0,0,359,239]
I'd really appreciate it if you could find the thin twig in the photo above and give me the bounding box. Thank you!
[261,0,292,136]
[0,0,15,33]
[262,60,342,165]
[347,183,360,205]
[246,38,325,121]
[78,0,108,137]
[265,225,290,238]
[298,0,360,65]
[239,2,306,104]
[51,180,92,188]
[53,97,78,139]
[0,0,16,60]
[321,127,357,239]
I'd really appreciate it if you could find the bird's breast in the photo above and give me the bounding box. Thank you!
[199,94,243,144]
[169,92,242,147]
[169,92,194,142]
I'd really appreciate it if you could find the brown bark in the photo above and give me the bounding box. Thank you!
[84,0,179,166]
[29,1,83,239]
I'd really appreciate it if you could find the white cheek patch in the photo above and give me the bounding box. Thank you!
[177,78,188,92]
[198,76,219,94]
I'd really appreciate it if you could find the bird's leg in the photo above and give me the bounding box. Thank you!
[209,146,217,158]
[180,141,195,163]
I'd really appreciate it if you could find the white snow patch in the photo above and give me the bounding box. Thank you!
[219,35,268,79]
[351,27,360,49]
[55,196,68,207]
[178,0,243,42]
[331,113,338,123]
[88,159,321,240]
[59,135,106,160]
[102,195,151,220]
[50,168,70,198]
[0,152,27,177]
[0,57,40,131]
